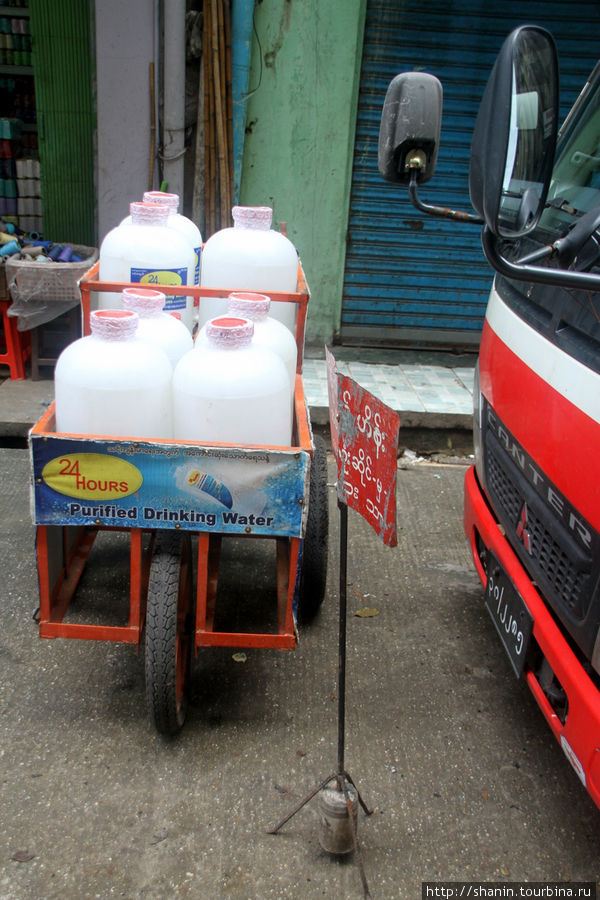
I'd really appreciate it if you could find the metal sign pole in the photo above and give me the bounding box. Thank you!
[267,352,399,898]
[267,498,373,899]
[337,499,348,775]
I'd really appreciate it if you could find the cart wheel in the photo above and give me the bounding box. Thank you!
[297,433,329,623]
[145,530,194,736]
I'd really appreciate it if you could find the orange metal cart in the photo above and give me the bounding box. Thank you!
[30,266,328,735]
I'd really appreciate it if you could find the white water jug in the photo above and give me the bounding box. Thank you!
[142,191,202,285]
[54,309,173,438]
[98,201,196,332]
[121,286,193,369]
[173,316,292,445]
[198,206,298,332]
[120,192,203,286]
[196,291,297,394]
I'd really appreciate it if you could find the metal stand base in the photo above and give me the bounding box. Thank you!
[267,770,373,898]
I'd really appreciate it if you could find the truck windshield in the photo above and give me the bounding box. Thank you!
[497,67,600,375]
[537,71,600,240]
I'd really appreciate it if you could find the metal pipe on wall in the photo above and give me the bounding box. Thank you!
[231,0,255,204]
[162,0,186,196]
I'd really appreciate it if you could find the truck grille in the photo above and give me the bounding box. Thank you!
[487,450,587,617]
[482,402,600,659]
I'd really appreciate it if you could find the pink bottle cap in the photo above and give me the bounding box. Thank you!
[90,309,139,340]
[227,292,270,321]
[143,190,179,212]
[121,287,166,316]
[130,201,170,225]
[206,316,254,348]
[232,206,272,230]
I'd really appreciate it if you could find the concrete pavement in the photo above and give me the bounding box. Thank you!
[1,352,599,897]
[1,444,599,898]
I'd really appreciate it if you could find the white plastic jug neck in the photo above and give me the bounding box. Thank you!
[232,206,272,231]
[121,287,166,318]
[90,309,139,340]
[143,190,180,212]
[206,316,254,349]
[130,201,170,226]
[227,291,270,321]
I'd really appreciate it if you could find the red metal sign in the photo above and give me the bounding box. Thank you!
[326,347,399,547]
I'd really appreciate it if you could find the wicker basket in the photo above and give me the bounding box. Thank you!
[7,244,98,305]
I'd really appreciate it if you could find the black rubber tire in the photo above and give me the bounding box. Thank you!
[297,433,329,623]
[145,531,194,736]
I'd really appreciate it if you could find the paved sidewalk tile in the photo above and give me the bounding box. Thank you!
[302,358,474,420]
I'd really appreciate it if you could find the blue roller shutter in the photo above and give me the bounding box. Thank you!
[342,0,600,348]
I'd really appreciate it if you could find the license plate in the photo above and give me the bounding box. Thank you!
[485,552,533,677]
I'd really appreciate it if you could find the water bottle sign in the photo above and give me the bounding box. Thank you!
[185,468,233,509]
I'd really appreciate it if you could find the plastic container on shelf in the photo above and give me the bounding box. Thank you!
[54,309,173,439]
[143,191,202,285]
[196,291,297,391]
[120,191,202,286]
[173,316,292,446]
[121,286,193,369]
[98,201,196,332]
[198,206,299,333]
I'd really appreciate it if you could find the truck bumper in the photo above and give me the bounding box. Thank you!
[464,464,600,809]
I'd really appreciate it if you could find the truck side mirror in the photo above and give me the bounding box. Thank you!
[378,72,443,185]
[469,25,559,238]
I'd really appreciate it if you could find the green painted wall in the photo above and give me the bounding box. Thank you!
[240,0,366,347]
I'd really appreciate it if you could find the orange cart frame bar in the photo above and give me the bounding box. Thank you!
[35,524,153,643]
[35,523,301,650]
[78,259,310,373]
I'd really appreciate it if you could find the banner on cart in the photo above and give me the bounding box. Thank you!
[30,435,309,537]
[326,346,399,547]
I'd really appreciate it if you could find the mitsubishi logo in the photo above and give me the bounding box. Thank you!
[516,503,532,553]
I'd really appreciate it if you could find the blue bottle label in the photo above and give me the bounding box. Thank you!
[194,246,201,285]
[130,266,188,310]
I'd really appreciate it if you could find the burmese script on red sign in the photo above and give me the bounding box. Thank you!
[336,373,399,547]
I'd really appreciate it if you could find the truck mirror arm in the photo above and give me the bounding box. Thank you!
[408,169,484,225]
[481,226,600,290]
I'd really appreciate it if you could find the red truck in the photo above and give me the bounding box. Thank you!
[379,26,600,807]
